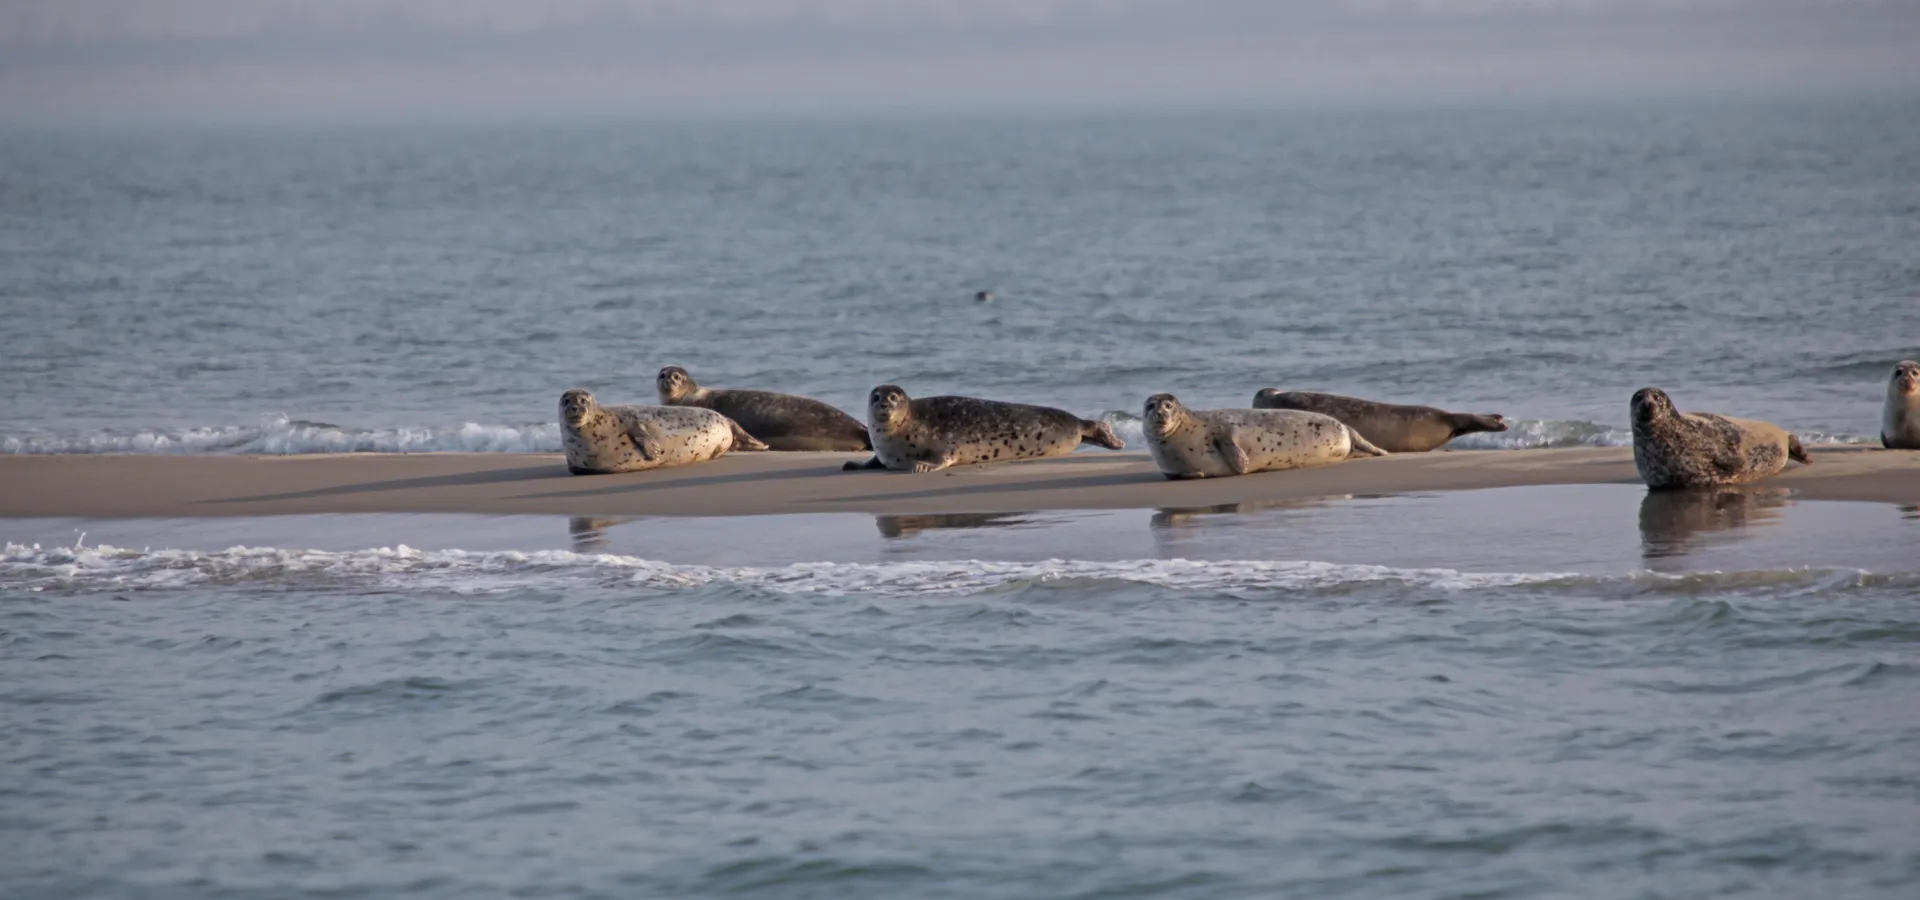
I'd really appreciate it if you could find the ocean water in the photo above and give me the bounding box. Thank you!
[3,97,1917,453]
[4,488,1920,898]
[5,98,1920,898]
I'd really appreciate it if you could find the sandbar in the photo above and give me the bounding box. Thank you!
[1,446,1914,519]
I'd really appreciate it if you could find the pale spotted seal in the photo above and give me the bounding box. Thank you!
[1252,389,1507,452]
[656,366,871,452]
[1144,392,1386,480]
[1629,387,1810,489]
[843,385,1125,472]
[1883,360,1920,450]
[559,388,766,475]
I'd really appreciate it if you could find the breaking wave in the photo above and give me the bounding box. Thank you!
[0,416,561,455]
[4,542,1908,598]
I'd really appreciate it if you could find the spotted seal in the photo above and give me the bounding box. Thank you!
[1628,387,1810,489]
[842,385,1125,472]
[1251,389,1507,452]
[655,366,871,452]
[1143,392,1387,480]
[1884,360,1920,450]
[559,388,766,475]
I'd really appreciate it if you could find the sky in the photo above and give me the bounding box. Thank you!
[1,0,1917,119]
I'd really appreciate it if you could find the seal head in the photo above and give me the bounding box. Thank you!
[656,366,699,404]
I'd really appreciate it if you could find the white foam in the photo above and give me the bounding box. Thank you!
[0,416,562,455]
[1448,419,1633,449]
[2,541,1577,596]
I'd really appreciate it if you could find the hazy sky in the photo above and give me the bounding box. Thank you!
[2,0,1916,118]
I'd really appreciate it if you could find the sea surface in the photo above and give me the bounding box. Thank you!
[2,97,1917,452]
[4,97,1920,898]
[4,488,1920,898]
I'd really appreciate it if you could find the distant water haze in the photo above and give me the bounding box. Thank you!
[2,1,1918,118]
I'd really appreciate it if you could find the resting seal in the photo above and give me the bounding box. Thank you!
[1884,360,1920,449]
[559,388,766,475]
[1252,389,1507,452]
[656,366,871,452]
[1629,387,1810,489]
[843,385,1124,472]
[1143,393,1386,480]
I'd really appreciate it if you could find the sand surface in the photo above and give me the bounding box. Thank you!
[2,446,1915,519]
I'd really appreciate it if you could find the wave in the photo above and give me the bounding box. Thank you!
[1099,412,1870,451]
[0,416,561,455]
[5,542,1911,598]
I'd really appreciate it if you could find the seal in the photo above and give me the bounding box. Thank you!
[1628,387,1810,489]
[976,290,995,303]
[1143,392,1386,480]
[842,385,1125,472]
[655,366,871,452]
[1883,360,1920,450]
[1251,389,1507,452]
[559,388,766,475]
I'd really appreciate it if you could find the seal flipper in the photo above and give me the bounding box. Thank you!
[1214,428,1252,476]
[724,417,770,451]
[1448,413,1508,438]
[1788,434,1811,466]
[1345,427,1389,458]
[1079,418,1126,450]
[842,456,888,471]
[622,419,663,461]
[911,448,956,474]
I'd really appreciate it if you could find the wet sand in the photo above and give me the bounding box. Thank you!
[1,446,1915,518]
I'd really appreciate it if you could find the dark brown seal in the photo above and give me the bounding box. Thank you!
[1251,389,1507,453]
[656,366,871,452]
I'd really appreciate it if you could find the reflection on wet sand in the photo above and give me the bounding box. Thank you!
[875,513,1031,539]
[1638,487,1793,562]
[569,516,632,551]
[1150,496,1356,530]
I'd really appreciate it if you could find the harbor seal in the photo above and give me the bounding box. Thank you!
[1252,389,1507,452]
[1884,360,1920,449]
[1143,393,1387,480]
[559,388,766,475]
[1628,387,1810,489]
[656,366,871,452]
[842,385,1125,472]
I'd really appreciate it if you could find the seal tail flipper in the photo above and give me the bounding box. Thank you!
[1345,427,1389,458]
[1450,413,1508,436]
[724,418,769,451]
[1081,419,1126,450]
[1788,434,1811,466]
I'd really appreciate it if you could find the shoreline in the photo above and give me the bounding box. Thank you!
[1,446,1915,519]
